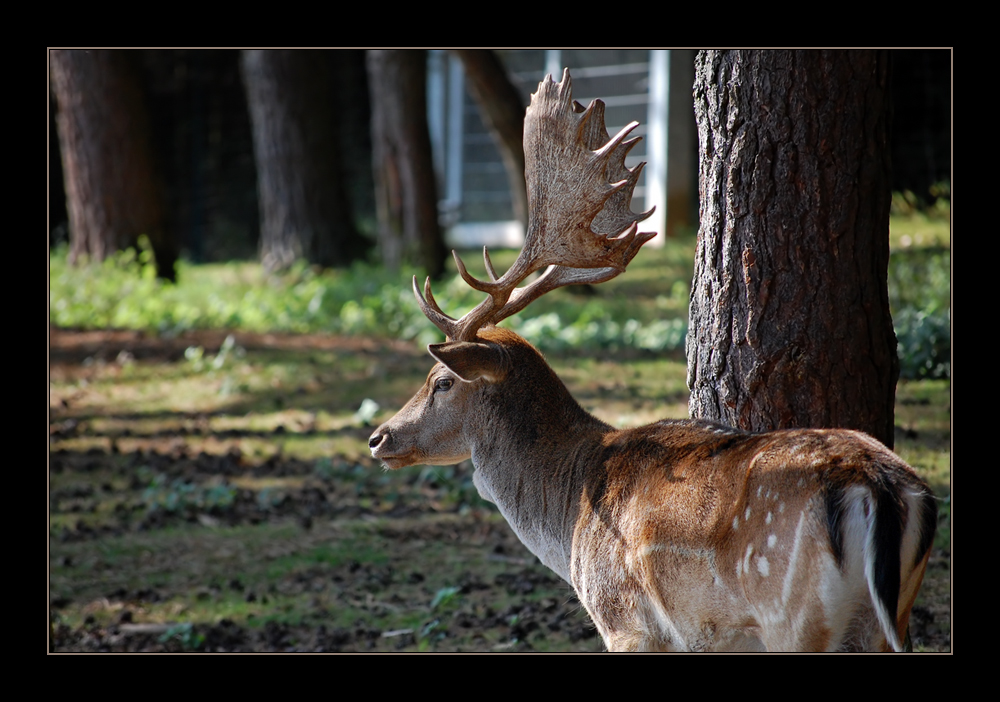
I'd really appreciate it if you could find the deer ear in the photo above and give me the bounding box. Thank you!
[428,341,508,383]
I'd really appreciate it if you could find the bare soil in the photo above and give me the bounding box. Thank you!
[49,328,950,653]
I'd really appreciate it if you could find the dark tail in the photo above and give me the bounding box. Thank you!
[826,480,937,652]
[872,484,937,651]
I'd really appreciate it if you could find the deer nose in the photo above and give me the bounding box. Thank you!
[368,431,385,450]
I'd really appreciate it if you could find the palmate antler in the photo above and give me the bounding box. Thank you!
[415,68,656,342]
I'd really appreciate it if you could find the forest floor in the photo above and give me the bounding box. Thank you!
[49,327,951,653]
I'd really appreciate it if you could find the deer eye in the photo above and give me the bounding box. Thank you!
[434,377,454,393]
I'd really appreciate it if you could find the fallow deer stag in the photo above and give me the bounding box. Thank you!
[368,70,937,652]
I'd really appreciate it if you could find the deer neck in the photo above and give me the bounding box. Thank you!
[467,361,610,583]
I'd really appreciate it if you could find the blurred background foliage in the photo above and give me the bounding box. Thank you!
[51,190,949,379]
[49,50,950,375]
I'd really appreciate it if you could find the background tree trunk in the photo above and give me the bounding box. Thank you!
[51,49,176,280]
[687,50,899,447]
[452,50,528,231]
[241,50,365,273]
[366,50,447,278]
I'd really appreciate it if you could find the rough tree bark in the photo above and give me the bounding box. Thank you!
[687,50,899,448]
[241,50,365,273]
[451,50,528,230]
[366,50,447,278]
[51,49,176,280]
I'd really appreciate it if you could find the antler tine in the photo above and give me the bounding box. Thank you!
[413,276,460,340]
[493,223,656,324]
[574,97,656,238]
[483,247,499,282]
[452,248,502,292]
[594,158,654,238]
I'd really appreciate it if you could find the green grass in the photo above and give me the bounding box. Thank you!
[49,233,694,353]
[50,511,590,651]
[50,207,949,364]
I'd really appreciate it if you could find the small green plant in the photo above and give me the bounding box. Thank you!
[418,618,444,651]
[430,586,461,612]
[212,334,241,369]
[256,487,285,511]
[888,246,950,380]
[895,308,950,380]
[353,399,381,427]
[512,311,687,353]
[184,345,206,370]
[142,474,236,515]
[158,622,205,651]
[415,465,481,512]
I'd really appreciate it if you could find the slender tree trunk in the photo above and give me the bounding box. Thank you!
[330,51,376,236]
[687,50,898,447]
[366,50,447,278]
[51,49,176,280]
[241,50,364,273]
[452,50,528,230]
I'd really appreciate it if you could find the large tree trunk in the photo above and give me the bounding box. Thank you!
[687,50,899,447]
[51,49,176,280]
[451,50,528,230]
[366,50,447,278]
[241,50,365,273]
